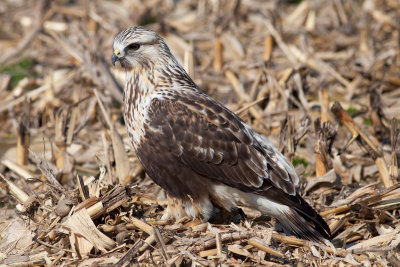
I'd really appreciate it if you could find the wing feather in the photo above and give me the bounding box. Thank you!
[147,89,297,195]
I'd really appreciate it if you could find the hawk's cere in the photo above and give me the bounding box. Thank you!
[112,26,331,242]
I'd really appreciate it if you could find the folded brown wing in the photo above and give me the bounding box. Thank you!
[146,89,297,195]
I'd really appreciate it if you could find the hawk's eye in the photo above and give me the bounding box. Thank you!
[126,43,140,52]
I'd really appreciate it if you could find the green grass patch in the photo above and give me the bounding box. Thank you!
[346,107,358,116]
[292,156,309,168]
[0,58,33,88]
[113,99,122,109]
[363,118,372,126]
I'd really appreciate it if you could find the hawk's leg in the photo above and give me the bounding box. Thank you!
[161,194,215,221]
[161,195,188,221]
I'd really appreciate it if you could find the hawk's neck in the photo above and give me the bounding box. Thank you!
[123,60,197,104]
[122,60,197,149]
[123,68,157,149]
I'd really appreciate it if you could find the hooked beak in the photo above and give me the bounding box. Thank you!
[112,48,122,66]
[112,53,120,66]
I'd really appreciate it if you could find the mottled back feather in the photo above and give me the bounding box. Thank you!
[146,89,299,193]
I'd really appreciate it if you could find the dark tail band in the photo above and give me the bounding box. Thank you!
[262,188,331,242]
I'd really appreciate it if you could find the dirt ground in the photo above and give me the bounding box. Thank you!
[0,0,400,266]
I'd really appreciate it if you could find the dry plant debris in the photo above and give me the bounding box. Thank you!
[0,0,399,266]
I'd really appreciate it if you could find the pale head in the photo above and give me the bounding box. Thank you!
[112,26,171,70]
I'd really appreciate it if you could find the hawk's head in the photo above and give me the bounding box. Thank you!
[112,26,171,71]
